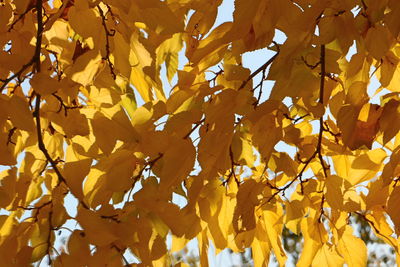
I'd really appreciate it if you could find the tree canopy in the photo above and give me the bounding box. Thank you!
[1,0,400,266]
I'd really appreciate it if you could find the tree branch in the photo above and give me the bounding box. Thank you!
[97,5,116,79]
[317,44,328,178]
[33,0,44,73]
[34,95,67,187]
[263,45,329,203]
[184,118,205,139]
[0,0,44,92]
[30,2,90,211]
[238,52,278,90]
[127,153,164,200]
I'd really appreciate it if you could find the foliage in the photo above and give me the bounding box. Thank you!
[1,0,400,266]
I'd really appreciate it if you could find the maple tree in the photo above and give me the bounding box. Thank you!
[2,0,400,266]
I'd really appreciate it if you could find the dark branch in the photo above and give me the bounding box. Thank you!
[239,52,278,90]
[46,202,54,265]
[34,95,67,187]
[354,211,396,248]
[317,44,328,178]
[52,93,83,116]
[0,0,44,92]
[97,5,116,79]
[184,118,205,139]
[127,153,164,200]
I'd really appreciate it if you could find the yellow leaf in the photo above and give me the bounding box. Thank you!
[312,244,344,267]
[130,67,152,102]
[0,3,12,30]
[231,131,256,167]
[131,105,153,127]
[44,20,70,54]
[68,0,102,42]
[233,180,263,233]
[30,72,61,96]
[31,218,52,262]
[105,150,136,192]
[76,208,118,246]
[9,95,35,132]
[332,149,386,185]
[197,230,209,267]
[250,103,283,164]
[345,82,368,107]
[49,109,90,138]
[337,225,367,267]
[15,246,33,267]
[171,235,188,253]
[0,131,16,166]
[66,231,90,266]
[186,2,220,38]
[378,51,399,87]
[130,34,152,68]
[325,175,344,210]
[387,186,400,235]
[131,0,184,35]
[156,33,183,82]
[190,22,232,65]
[83,167,109,208]
[14,0,30,14]
[365,208,397,248]
[25,177,43,205]
[379,99,400,144]
[251,238,270,267]
[270,152,298,177]
[90,112,117,154]
[285,199,304,235]
[43,131,64,160]
[0,168,16,208]
[112,32,131,78]
[68,50,102,86]
[230,0,262,40]
[297,218,327,267]
[365,24,392,60]
[262,205,287,266]
[116,77,137,119]
[160,139,196,188]
[365,178,390,210]
[0,213,15,243]
[63,144,92,199]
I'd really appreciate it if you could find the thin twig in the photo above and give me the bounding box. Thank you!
[183,118,205,139]
[252,67,267,107]
[0,0,44,92]
[34,95,67,187]
[127,153,164,200]
[8,6,34,32]
[238,52,278,90]
[317,45,328,178]
[263,46,330,202]
[222,146,241,187]
[97,5,116,79]
[46,202,54,265]
[29,1,90,210]
[354,212,397,248]
[52,93,83,116]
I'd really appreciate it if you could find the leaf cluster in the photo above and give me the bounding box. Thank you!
[1,0,400,266]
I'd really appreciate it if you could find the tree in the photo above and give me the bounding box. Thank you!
[1,0,400,265]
